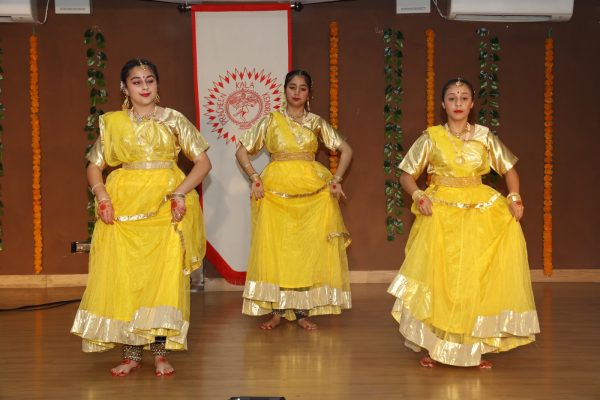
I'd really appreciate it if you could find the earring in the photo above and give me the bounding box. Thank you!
[155,93,160,104]
[122,95,130,110]
[306,98,311,112]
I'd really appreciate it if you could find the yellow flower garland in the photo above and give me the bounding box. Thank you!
[30,34,43,274]
[425,29,435,127]
[543,36,554,276]
[329,21,339,174]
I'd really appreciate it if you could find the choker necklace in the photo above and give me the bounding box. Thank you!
[445,123,471,165]
[131,106,157,124]
[285,108,307,123]
[445,122,470,139]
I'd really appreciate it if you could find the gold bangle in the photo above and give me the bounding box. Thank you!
[332,175,343,183]
[167,192,186,200]
[249,173,260,183]
[412,189,426,202]
[90,182,104,194]
[97,197,111,204]
[507,192,522,203]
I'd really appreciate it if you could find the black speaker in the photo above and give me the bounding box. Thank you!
[229,397,285,400]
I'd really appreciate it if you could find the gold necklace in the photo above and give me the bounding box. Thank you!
[283,109,307,145]
[445,123,471,164]
[131,106,157,124]
[286,108,307,123]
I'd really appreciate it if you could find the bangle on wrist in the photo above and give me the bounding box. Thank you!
[97,197,111,204]
[332,175,343,183]
[90,182,105,194]
[249,173,260,183]
[167,192,186,200]
[507,192,522,203]
[412,189,427,202]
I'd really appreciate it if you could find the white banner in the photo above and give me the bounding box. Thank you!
[192,4,291,283]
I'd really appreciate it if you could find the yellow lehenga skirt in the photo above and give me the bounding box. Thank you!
[71,164,204,352]
[242,159,351,320]
[387,183,540,366]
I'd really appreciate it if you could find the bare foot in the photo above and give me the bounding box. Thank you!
[110,359,141,377]
[297,317,318,330]
[260,314,282,330]
[478,359,492,369]
[419,357,437,368]
[154,356,174,376]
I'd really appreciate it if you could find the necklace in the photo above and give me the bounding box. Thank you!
[283,109,308,145]
[130,106,157,124]
[285,108,307,124]
[445,123,471,164]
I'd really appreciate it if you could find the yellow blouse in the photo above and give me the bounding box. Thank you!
[400,125,517,178]
[239,110,343,155]
[87,108,209,168]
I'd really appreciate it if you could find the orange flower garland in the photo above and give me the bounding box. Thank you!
[425,29,435,127]
[30,34,43,274]
[543,35,554,276]
[328,21,339,174]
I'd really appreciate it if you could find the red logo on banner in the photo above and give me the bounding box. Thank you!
[203,68,282,143]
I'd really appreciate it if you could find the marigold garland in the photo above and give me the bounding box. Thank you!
[543,33,554,276]
[328,21,339,174]
[425,29,435,127]
[30,34,43,274]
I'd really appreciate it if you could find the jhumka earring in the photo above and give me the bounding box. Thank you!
[306,98,311,112]
[122,94,130,110]
[155,93,161,104]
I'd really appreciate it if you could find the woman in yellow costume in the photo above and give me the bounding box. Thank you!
[71,59,211,377]
[388,78,539,368]
[236,70,352,330]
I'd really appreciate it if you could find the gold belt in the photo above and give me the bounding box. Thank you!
[122,161,173,170]
[271,152,315,161]
[431,175,482,187]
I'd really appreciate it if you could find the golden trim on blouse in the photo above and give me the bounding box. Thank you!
[431,175,482,187]
[399,125,518,179]
[271,152,315,161]
[267,184,328,199]
[122,161,174,170]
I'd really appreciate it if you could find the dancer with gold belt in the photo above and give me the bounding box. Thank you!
[236,70,353,330]
[71,58,211,377]
[388,78,540,368]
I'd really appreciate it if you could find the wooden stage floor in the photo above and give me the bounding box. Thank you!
[0,283,598,399]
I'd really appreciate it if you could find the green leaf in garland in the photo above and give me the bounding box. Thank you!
[95,32,105,48]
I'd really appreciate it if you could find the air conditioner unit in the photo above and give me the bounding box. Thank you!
[0,0,37,23]
[446,0,574,22]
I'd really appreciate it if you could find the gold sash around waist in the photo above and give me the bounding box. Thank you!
[271,152,315,161]
[122,161,174,170]
[431,175,482,187]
